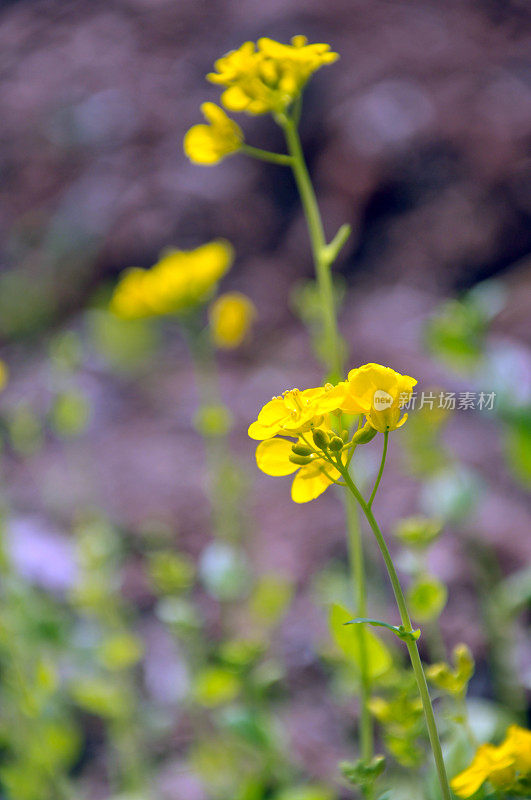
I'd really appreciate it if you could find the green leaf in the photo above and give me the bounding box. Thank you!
[346,616,421,643]
[407,575,447,622]
[329,604,392,679]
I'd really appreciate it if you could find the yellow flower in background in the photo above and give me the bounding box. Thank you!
[342,363,417,432]
[110,240,233,319]
[500,725,531,774]
[183,102,243,165]
[451,725,531,798]
[256,435,342,503]
[451,743,515,797]
[426,643,474,696]
[248,382,346,441]
[207,35,339,115]
[0,360,8,391]
[209,292,256,349]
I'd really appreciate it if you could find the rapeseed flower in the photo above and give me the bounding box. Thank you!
[342,363,417,432]
[209,292,256,349]
[110,240,233,319]
[248,382,346,441]
[207,35,339,116]
[451,725,531,798]
[183,102,243,165]
[249,364,418,501]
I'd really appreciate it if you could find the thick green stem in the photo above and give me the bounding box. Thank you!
[281,116,343,382]
[339,467,453,800]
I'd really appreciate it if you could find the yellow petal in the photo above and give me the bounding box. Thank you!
[291,461,339,503]
[256,438,298,476]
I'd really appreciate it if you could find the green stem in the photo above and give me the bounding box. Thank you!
[240,144,292,166]
[338,467,452,800]
[280,111,373,786]
[281,115,343,382]
[346,490,373,772]
[368,431,388,509]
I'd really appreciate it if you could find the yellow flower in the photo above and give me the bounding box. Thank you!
[207,35,339,115]
[451,725,531,798]
[451,743,515,797]
[426,643,474,696]
[255,435,342,503]
[342,363,417,432]
[110,240,233,319]
[248,382,347,441]
[209,292,256,349]
[498,725,531,775]
[183,102,243,165]
[0,360,8,392]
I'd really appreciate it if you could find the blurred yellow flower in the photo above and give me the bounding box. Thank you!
[0,360,8,391]
[110,240,233,319]
[451,725,531,798]
[183,102,243,165]
[207,35,339,115]
[451,744,515,797]
[499,725,531,775]
[248,382,346,441]
[426,643,474,696]
[342,363,417,432]
[256,435,342,503]
[209,292,256,349]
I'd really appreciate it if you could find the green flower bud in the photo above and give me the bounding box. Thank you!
[289,453,313,466]
[312,428,330,449]
[328,436,344,452]
[352,422,378,444]
[341,429,349,442]
[291,443,312,456]
[394,516,443,549]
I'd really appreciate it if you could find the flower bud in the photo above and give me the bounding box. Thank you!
[289,453,313,466]
[341,429,349,442]
[291,443,312,456]
[312,428,329,449]
[328,436,344,452]
[352,422,377,444]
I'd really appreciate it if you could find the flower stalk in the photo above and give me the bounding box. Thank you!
[335,454,452,800]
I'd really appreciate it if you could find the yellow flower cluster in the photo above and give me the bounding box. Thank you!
[451,725,531,798]
[209,292,256,349]
[208,35,339,115]
[249,364,416,503]
[110,241,233,319]
[184,35,338,164]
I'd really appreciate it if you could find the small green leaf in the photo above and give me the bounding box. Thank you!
[346,617,421,643]
[329,604,392,679]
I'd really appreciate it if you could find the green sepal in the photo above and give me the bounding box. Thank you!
[346,617,421,643]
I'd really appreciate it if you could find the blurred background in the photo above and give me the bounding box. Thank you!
[0,1,529,799]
